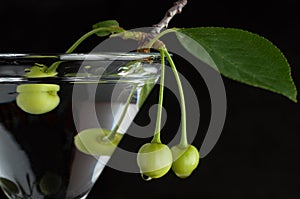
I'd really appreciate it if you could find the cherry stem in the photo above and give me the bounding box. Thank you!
[151,49,165,144]
[104,83,138,142]
[163,48,188,148]
[65,26,123,53]
[143,28,177,50]
[47,26,124,74]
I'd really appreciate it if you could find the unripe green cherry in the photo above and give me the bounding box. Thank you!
[39,172,62,196]
[0,178,19,194]
[24,64,57,78]
[137,142,172,179]
[74,128,123,156]
[171,145,200,178]
[16,84,60,114]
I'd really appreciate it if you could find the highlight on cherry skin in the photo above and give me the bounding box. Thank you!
[137,142,173,179]
[74,128,123,156]
[16,84,60,115]
[171,144,200,178]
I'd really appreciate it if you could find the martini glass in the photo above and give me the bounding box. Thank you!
[0,53,161,199]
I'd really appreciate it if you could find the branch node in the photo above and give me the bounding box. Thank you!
[138,0,188,48]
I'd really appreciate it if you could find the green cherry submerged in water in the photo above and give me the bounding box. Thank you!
[0,178,19,195]
[74,128,123,156]
[16,84,60,114]
[137,142,173,179]
[171,145,200,178]
[39,172,62,196]
[24,64,58,78]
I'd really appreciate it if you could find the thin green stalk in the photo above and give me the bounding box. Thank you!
[47,26,124,73]
[163,48,188,148]
[151,49,165,144]
[144,28,178,49]
[46,61,63,74]
[104,83,138,141]
[66,26,124,53]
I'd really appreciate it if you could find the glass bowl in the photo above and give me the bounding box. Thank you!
[0,52,161,199]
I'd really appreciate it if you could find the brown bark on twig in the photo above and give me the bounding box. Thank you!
[150,0,188,36]
[140,0,188,49]
[117,0,188,50]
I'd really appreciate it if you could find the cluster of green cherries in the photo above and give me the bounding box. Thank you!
[15,20,200,180]
[137,48,199,179]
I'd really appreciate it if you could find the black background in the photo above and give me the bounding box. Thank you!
[1,0,300,199]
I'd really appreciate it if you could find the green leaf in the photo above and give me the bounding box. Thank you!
[176,27,297,102]
[93,20,119,29]
[92,20,123,37]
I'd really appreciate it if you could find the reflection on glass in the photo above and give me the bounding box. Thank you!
[0,53,161,199]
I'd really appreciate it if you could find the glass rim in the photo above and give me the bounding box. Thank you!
[0,52,161,61]
[0,52,161,83]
